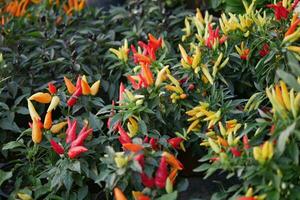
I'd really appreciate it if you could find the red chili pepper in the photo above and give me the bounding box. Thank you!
[66,119,77,144]
[118,125,132,145]
[48,82,57,94]
[243,135,250,150]
[119,82,125,103]
[141,172,154,188]
[68,146,88,159]
[237,197,256,200]
[143,136,149,143]
[50,139,64,155]
[71,126,93,148]
[188,84,195,91]
[168,137,184,150]
[67,87,82,107]
[230,147,241,157]
[134,154,145,169]
[76,76,82,89]
[149,138,158,150]
[155,156,168,189]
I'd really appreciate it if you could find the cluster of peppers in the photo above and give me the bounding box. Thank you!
[27,75,100,159]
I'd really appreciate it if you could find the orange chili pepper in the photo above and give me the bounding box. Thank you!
[123,143,143,152]
[44,111,52,129]
[64,76,76,94]
[81,79,91,95]
[114,187,127,200]
[162,152,183,170]
[32,118,42,143]
[29,92,52,103]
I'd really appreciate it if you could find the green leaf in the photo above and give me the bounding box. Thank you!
[157,191,178,200]
[2,141,25,150]
[287,52,300,76]
[277,70,300,92]
[277,122,296,155]
[193,163,211,172]
[0,170,12,186]
[77,186,88,200]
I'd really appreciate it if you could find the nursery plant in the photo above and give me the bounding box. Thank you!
[1,0,300,200]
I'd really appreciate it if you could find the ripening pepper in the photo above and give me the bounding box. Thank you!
[50,139,64,155]
[29,92,52,104]
[67,86,82,107]
[114,187,127,200]
[149,138,158,150]
[68,146,88,159]
[27,99,41,121]
[253,141,274,164]
[64,76,76,94]
[32,118,42,143]
[134,154,145,168]
[114,153,128,168]
[71,126,93,147]
[123,143,143,152]
[43,111,52,130]
[118,125,132,145]
[168,137,184,150]
[66,118,77,143]
[243,135,250,150]
[47,96,60,112]
[141,172,155,188]
[90,80,100,96]
[132,191,151,200]
[48,82,57,94]
[162,152,183,170]
[155,156,168,189]
[81,76,91,95]
[230,147,241,157]
[50,121,68,134]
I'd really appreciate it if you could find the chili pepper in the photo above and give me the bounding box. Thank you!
[230,147,241,157]
[50,121,68,134]
[48,82,57,94]
[71,127,93,147]
[168,137,184,150]
[188,83,195,91]
[43,111,52,130]
[29,92,52,104]
[119,82,125,104]
[168,168,178,184]
[68,146,88,159]
[113,187,127,200]
[118,125,132,145]
[27,99,41,121]
[50,139,64,155]
[141,172,154,188]
[66,119,77,143]
[237,197,256,200]
[81,78,91,95]
[123,143,143,152]
[155,156,168,189]
[132,191,151,200]
[90,80,100,96]
[149,138,158,150]
[76,76,82,89]
[64,76,76,94]
[67,87,82,107]
[32,118,42,144]
[162,152,183,170]
[217,136,228,147]
[134,154,145,168]
[143,136,149,143]
[243,135,250,150]
[47,96,60,112]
